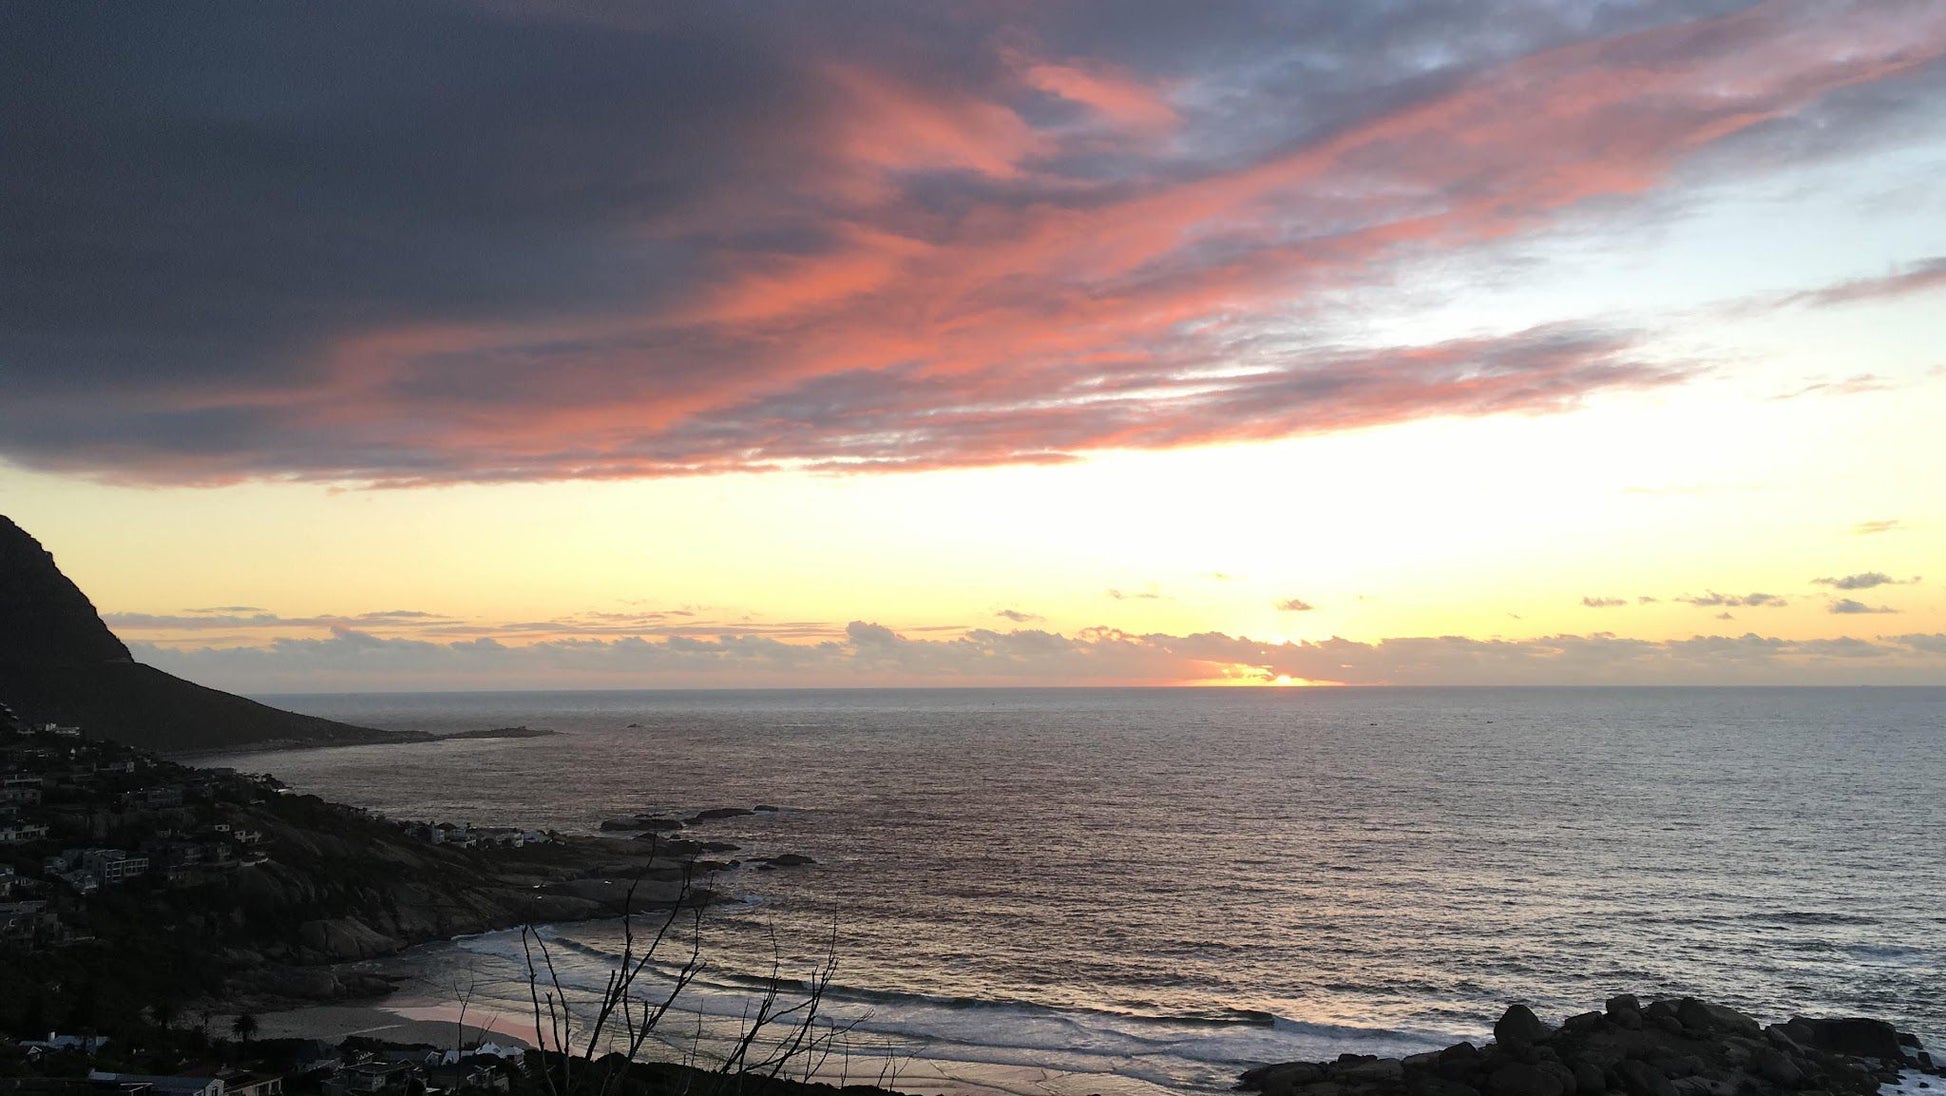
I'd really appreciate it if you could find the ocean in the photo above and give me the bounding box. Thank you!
[211,687,1946,1095]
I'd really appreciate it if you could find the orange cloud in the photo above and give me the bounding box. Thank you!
[1020,59,1179,132]
[8,1,1945,485]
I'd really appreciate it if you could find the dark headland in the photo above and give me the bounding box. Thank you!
[0,515,426,753]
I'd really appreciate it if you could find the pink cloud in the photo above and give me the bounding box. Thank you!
[8,1,1946,485]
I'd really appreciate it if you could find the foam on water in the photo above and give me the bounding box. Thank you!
[443,924,1456,1091]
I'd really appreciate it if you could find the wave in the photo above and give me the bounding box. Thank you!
[445,925,1455,1082]
[1745,911,1883,927]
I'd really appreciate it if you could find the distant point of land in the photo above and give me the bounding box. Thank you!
[434,725,559,741]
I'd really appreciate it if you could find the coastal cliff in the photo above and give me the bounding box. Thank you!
[0,514,424,752]
[0,730,739,1026]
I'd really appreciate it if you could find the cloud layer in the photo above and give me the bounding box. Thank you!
[6,2,1946,485]
[132,621,1946,692]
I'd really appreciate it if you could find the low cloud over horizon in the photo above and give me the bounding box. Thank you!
[1813,572,1917,590]
[127,621,1946,694]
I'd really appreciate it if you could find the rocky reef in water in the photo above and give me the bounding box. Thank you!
[1241,997,1941,1096]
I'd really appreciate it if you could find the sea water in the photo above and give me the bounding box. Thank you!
[212,687,1946,1094]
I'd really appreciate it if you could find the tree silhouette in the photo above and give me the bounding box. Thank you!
[231,1012,259,1046]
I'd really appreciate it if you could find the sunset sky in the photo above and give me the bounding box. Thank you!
[4,1,1944,690]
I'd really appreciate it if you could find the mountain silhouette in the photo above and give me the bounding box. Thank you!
[0,514,425,752]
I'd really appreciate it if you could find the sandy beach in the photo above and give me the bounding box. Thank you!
[237,997,1175,1096]
[223,1003,535,1050]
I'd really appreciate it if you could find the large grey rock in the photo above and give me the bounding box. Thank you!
[1438,1042,1485,1080]
[1783,1018,1905,1062]
[1343,1059,1406,1084]
[1752,1047,1804,1086]
[1677,999,1762,1038]
[295,918,401,961]
[1489,1063,1564,1096]
[1606,996,1644,1031]
[1408,1076,1482,1096]
[1497,1005,1555,1048]
[1614,1060,1678,1096]
[1242,1061,1325,1096]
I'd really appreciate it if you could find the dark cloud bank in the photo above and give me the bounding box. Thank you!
[5,1,1945,485]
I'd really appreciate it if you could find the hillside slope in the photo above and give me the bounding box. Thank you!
[0,514,424,751]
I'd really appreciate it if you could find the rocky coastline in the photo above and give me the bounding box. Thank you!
[218,802,816,1011]
[1241,997,1941,1096]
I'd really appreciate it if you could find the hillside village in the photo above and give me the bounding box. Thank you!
[0,695,855,1096]
[0,702,562,954]
[0,702,535,1095]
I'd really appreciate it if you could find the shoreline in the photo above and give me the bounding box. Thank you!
[236,996,1186,1096]
[232,978,1946,1096]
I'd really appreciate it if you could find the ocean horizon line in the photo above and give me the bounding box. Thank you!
[250,682,1946,701]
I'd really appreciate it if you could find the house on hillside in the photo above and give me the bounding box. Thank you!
[290,1040,342,1076]
[28,1034,112,1055]
[0,820,50,843]
[0,783,42,806]
[44,847,149,888]
[219,1071,284,1096]
[87,1074,220,1096]
[323,1061,415,1096]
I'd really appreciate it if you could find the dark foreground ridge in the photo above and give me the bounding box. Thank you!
[0,514,424,752]
[1241,997,1940,1096]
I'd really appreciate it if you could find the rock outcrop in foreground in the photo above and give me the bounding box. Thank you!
[1241,997,1940,1096]
[0,514,424,752]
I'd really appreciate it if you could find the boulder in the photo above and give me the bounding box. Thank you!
[295,917,402,961]
[1342,1059,1405,1084]
[1563,1012,1607,1035]
[1752,1047,1804,1086]
[1408,1076,1483,1096]
[1606,996,1644,1031]
[512,893,603,921]
[1676,999,1762,1038]
[1662,1055,1705,1079]
[1236,995,1943,1096]
[688,807,756,823]
[1241,1061,1325,1096]
[1538,1061,1578,1096]
[1783,1018,1905,1062]
[1438,1042,1485,1080]
[1498,1005,1555,1048]
[1489,1063,1564,1096]
[1614,1060,1678,1096]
